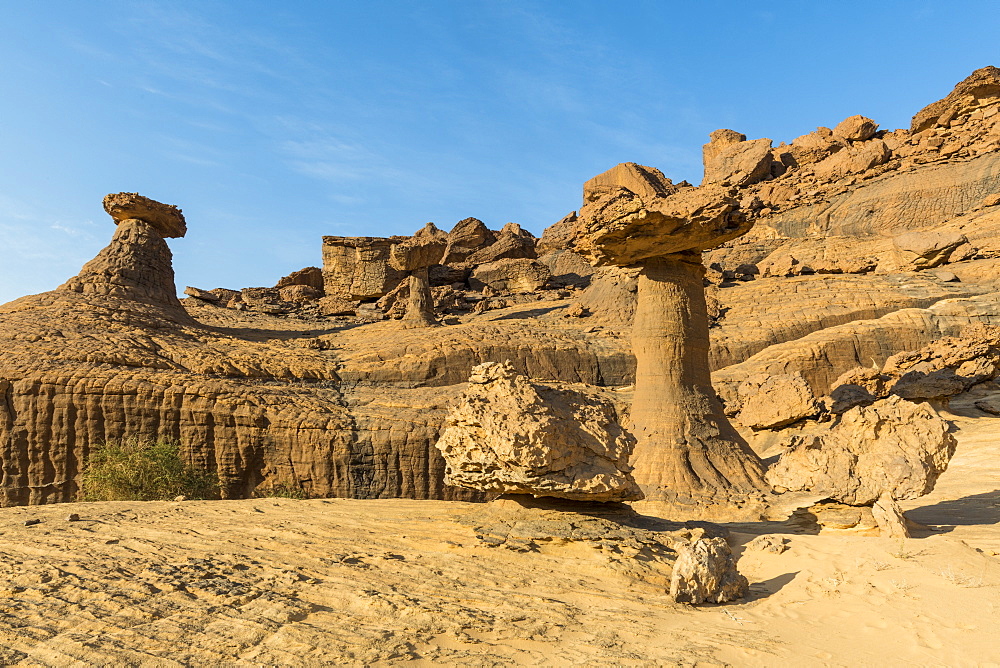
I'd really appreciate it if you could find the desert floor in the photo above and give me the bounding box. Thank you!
[1,393,998,666]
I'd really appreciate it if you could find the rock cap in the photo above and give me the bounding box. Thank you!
[573,163,749,266]
[103,192,187,238]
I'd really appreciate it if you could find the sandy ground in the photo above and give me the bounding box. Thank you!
[1,398,999,666]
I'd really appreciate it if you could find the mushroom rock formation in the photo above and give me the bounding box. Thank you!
[59,192,190,314]
[435,361,643,503]
[572,162,770,519]
[389,224,448,328]
[767,395,956,537]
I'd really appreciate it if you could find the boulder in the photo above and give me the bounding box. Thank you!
[537,211,578,255]
[469,258,550,293]
[669,537,749,605]
[702,136,774,187]
[782,128,844,168]
[278,284,322,302]
[275,266,324,291]
[974,397,1000,415]
[892,229,968,270]
[766,395,957,506]
[429,263,471,287]
[434,362,642,502]
[812,139,891,181]
[209,288,242,306]
[465,226,537,265]
[701,129,747,167]
[735,373,818,430]
[102,192,187,238]
[758,254,803,278]
[583,162,676,203]
[883,330,1000,400]
[241,287,282,307]
[833,115,879,141]
[184,286,220,303]
[872,493,910,539]
[318,296,359,316]
[538,249,594,287]
[443,218,496,263]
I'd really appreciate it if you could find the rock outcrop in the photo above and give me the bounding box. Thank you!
[825,326,1000,405]
[702,134,773,188]
[435,362,641,502]
[911,66,1000,133]
[7,67,1000,524]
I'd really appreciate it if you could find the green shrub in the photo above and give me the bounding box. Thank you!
[79,438,220,501]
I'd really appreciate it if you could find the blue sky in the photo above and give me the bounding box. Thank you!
[2,1,998,303]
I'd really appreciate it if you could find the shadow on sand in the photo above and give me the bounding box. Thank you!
[743,571,799,603]
[905,489,1000,531]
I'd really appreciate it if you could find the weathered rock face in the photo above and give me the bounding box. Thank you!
[435,362,642,502]
[538,249,594,287]
[465,225,537,265]
[766,396,957,506]
[713,291,1000,401]
[536,211,577,256]
[321,236,407,300]
[669,537,749,605]
[778,127,843,168]
[812,326,1000,414]
[701,67,1000,242]
[811,138,891,181]
[702,129,747,168]
[0,195,481,507]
